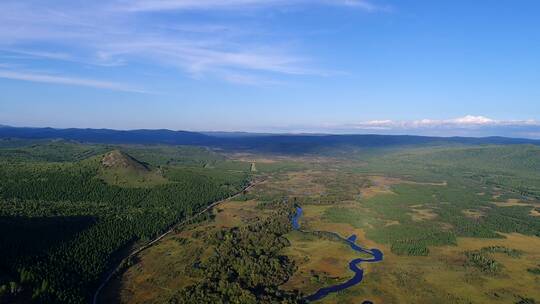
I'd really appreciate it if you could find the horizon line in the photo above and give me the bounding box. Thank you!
[2,123,540,141]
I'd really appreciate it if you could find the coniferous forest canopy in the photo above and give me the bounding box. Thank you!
[1,137,540,304]
[0,140,250,303]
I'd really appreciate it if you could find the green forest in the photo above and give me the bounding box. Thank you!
[0,141,250,303]
[170,203,303,304]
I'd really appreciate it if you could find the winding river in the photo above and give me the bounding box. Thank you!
[292,206,303,230]
[291,206,383,303]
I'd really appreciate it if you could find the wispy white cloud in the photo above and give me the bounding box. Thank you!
[122,0,385,12]
[215,69,286,85]
[99,39,316,76]
[0,49,74,61]
[0,69,147,93]
[0,0,382,85]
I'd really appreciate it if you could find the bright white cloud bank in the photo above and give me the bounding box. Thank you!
[348,116,539,130]
[267,115,540,139]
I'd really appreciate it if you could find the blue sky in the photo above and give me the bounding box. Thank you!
[1,0,540,137]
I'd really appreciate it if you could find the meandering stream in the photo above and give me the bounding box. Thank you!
[291,206,383,303]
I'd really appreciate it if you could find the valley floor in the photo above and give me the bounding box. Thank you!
[103,155,540,304]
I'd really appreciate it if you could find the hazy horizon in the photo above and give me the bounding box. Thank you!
[1,0,539,138]
[3,115,540,140]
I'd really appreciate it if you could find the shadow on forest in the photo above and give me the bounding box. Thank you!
[0,215,97,264]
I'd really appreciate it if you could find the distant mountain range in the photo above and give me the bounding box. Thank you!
[1,125,539,154]
[0,125,213,145]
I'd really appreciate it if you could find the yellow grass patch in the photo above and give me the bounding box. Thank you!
[105,234,205,304]
[360,176,401,198]
[384,220,400,227]
[491,198,539,207]
[213,199,262,228]
[462,209,484,219]
[360,175,446,200]
[284,171,327,195]
[406,180,448,186]
[409,207,438,221]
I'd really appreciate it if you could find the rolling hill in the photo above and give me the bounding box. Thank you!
[1,125,540,154]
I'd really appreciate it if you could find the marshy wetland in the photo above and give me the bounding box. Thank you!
[103,145,540,303]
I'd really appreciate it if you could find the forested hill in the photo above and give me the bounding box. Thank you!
[0,146,251,303]
[1,125,540,154]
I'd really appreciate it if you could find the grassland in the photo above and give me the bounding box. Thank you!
[110,146,540,304]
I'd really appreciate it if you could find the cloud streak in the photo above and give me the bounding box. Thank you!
[123,0,385,12]
[0,70,146,93]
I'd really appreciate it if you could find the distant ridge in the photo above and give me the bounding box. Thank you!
[1,126,540,154]
[0,126,214,145]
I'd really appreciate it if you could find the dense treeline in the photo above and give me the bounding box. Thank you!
[164,166,247,189]
[169,205,303,304]
[527,266,540,275]
[464,246,523,274]
[479,246,523,257]
[464,251,501,274]
[0,147,250,303]
[0,141,108,163]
